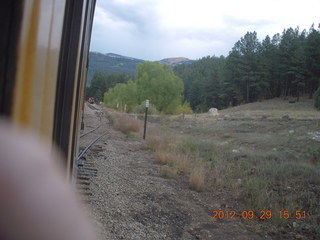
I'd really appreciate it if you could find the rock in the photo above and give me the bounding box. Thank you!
[232,149,240,154]
[261,115,268,120]
[266,153,279,161]
[280,151,298,160]
[282,114,291,120]
[220,203,227,208]
[308,131,320,141]
[224,114,230,120]
[244,113,251,119]
[219,141,228,146]
[208,108,219,116]
[250,167,257,175]
[294,234,304,239]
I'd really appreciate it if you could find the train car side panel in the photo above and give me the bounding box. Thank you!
[12,0,66,140]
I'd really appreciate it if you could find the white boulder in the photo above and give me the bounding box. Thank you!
[208,108,219,116]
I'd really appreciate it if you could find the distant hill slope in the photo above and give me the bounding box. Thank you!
[159,57,194,66]
[87,52,194,85]
[87,52,144,85]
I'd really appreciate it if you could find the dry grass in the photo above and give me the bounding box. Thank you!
[105,109,214,192]
[154,145,193,174]
[113,113,140,133]
[189,165,206,192]
[161,166,178,179]
[146,127,209,191]
[154,150,173,165]
[173,153,193,174]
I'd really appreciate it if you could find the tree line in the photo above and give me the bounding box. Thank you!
[103,62,188,114]
[86,72,132,102]
[174,24,320,111]
[87,64,193,114]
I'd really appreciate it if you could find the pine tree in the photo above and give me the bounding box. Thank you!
[306,24,320,97]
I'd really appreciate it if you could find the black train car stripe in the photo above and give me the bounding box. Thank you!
[53,0,85,173]
[0,1,24,116]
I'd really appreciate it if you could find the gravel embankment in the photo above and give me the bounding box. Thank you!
[78,104,264,240]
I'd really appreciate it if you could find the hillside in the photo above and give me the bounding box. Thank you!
[87,52,144,85]
[87,52,194,85]
[159,57,193,66]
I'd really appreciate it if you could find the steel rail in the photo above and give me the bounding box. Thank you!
[77,131,108,161]
[86,103,99,110]
[80,123,101,138]
[80,103,103,138]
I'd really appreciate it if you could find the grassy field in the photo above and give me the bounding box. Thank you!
[142,97,320,237]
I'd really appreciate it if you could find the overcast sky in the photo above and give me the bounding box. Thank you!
[90,0,320,60]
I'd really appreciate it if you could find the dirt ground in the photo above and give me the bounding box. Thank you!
[77,104,267,240]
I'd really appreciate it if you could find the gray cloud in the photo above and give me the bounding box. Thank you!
[90,4,251,60]
[90,0,320,60]
[96,1,160,36]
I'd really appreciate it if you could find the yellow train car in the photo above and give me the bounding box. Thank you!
[0,0,96,181]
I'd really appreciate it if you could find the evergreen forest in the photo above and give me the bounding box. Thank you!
[175,25,320,111]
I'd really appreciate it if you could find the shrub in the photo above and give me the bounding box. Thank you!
[173,102,193,115]
[314,87,320,110]
[134,102,159,115]
[306,146,320,164]
[113,114,140,133]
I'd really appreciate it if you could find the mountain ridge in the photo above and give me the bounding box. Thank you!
[87,51,193,85]
[159,57,194,66]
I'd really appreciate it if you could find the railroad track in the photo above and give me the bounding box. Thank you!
[80,113,102,138]
[86,102,99,111]
[80,103,105,138]
[76,103,107,201]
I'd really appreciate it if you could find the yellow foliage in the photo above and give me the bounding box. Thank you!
[174,102,193,114]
